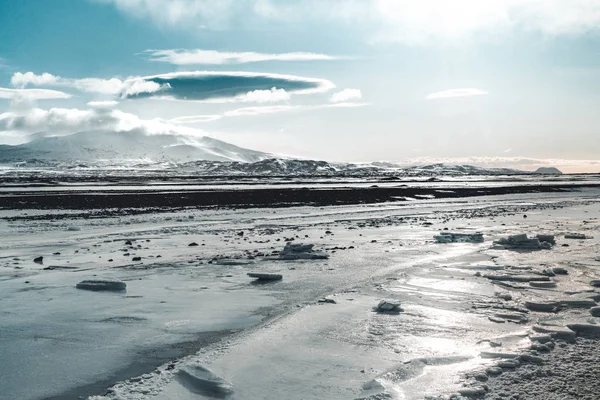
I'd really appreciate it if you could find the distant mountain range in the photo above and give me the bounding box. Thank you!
[0,130,563,177]
[176,160,533,177]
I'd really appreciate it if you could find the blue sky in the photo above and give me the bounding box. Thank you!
[1,0,600,172]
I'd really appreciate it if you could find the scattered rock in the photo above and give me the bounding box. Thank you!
[589,306,600,317]
[458,387,486,397]
[590,280,600,287]
[560,299,597,308]
[67,226,81,231]
[480,352,519,359]
[495,292,512,301]
[530,334,552,344]
[497,360,519,369]
[519,353,543,364]
[485,275,550,283]
[189,242,199,247]
[132,257,142,262]
[485,367,503,376]
[215,259,255,266]
[33,256,43,264]
[76,279,127,292]
[533,326,576,343]
[552,267,568,275]
[530,342,551,352]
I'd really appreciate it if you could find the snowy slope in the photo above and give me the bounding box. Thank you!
[0,130,271,164]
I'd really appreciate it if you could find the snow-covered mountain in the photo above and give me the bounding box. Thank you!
[0,129,270,164]
[0,130,535,177]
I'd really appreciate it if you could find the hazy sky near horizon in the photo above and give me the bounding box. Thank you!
[1,0,600,172]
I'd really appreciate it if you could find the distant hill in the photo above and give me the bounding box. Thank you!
[534,167,563,175]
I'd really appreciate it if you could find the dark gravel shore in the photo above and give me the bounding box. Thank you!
[2,183,598,211]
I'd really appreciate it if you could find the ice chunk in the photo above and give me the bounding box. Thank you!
[278,242,329,260]
[494,233,555,250]
[75,279,127,292]
[564,233,590,239]
[176,364,233,398]
[374,300,402,313]
[434,232,484,243]
[247,272,282,281]
[567,324,600,336]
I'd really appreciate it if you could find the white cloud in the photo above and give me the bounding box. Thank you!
[170,102,369,124]
[12,71,332,102]
[0,87,72,101]
[120,80,170,97]
[145,49,338,65]
[330,88,362,103]
[0,106,200,141]
[169,115,222,124]
[223,105,294,117]
[87,100,119,108]
[327,102,370,108]
[10,72,168,98]
[11,72,60,87]
[72,78,126,95]
[426,88,489,100]
[235,87,290,103]
[99,0,600,44]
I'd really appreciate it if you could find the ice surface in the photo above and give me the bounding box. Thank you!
[1,188,600,400]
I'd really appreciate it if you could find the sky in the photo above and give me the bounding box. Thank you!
[1,0,600,172]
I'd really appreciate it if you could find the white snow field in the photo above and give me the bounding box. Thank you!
[1,189,600,399]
